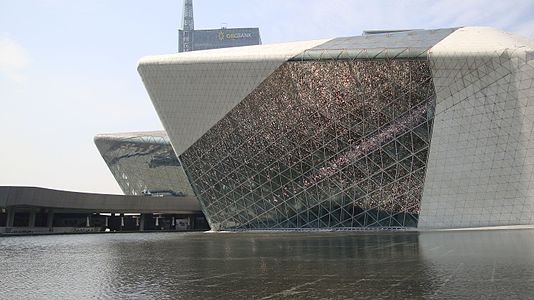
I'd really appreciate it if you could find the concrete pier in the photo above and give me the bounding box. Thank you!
[28,210,36,228]
[139,214,145,231]
[47,210,54,232]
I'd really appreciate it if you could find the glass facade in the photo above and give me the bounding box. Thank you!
[181,59,436,230]
[95,132,194,197]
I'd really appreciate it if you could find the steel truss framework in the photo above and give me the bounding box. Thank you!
[181,58,436,230]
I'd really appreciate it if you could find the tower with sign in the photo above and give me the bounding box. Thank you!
[178,0,261,52]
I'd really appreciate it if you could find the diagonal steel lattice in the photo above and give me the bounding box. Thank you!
[181,58,436,230]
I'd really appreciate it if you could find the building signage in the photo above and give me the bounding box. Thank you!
[179,27,261,52]
[218,31,253,41]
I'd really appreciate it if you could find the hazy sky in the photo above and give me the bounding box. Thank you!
[1,0,533,195]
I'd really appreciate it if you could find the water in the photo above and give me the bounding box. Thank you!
[1,230,534,299]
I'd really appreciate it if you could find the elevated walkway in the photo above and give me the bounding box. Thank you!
[0,186,207,234]
[0,186,200,213]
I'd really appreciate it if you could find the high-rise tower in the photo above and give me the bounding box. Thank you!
[180,0,194,52]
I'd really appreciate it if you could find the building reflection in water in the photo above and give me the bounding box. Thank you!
[419,229,534,298]
[2,230,534,298]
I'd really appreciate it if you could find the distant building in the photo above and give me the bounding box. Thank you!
[179,28,261,52]
[178,0,261,52]
[94,131,194,197]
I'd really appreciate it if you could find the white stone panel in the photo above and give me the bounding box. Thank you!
[419,27,534,228]
[138,40,329,156]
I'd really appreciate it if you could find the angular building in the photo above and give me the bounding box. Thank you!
[137,27,534,230]
[94,131,194,197]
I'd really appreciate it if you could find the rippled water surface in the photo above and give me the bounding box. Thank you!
[2,230,534,299]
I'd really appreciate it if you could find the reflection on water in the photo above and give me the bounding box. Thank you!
[1,230,534,299]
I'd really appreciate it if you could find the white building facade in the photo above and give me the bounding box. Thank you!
[137,27,534,230]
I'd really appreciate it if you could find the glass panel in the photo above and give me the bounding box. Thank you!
[182,59,436,230]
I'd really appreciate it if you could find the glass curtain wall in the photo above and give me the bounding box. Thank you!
[181,59,436,230]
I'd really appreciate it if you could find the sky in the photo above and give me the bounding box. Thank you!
[0,0,533,195]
